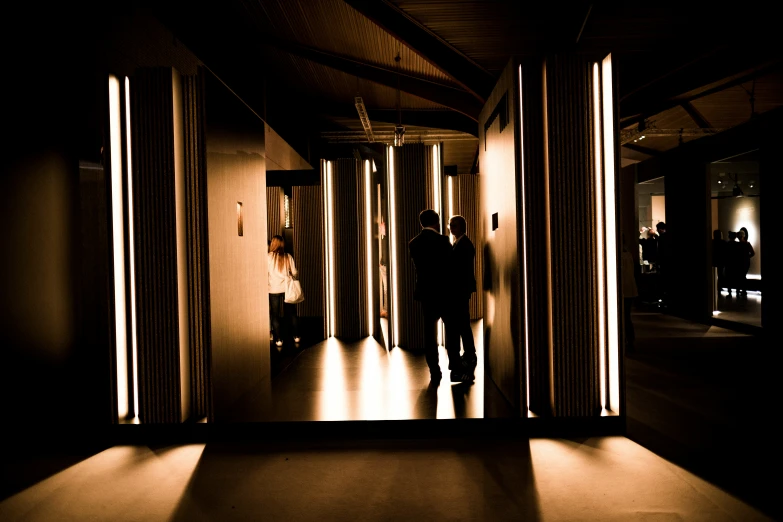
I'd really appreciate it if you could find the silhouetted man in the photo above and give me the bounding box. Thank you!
[445,215,477,382]
[408,209,452,382]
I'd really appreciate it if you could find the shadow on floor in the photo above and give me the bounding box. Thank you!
[625,311,780,519]
[168,437,541,521]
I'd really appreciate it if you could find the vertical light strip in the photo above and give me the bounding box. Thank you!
[542,60,555,409]
[448,176,454,243]
[518,66,531,410]
[124,77,139,417]
[592,63,607,410]
[602,54,620,412]
[322,161,331,337]
[109,75,128,420]
[172,70,190,422]
[435,144,444,344]
[327,161,336,337]
[432,144,440,217]
[388,146,400,345]
[364,160,374,336]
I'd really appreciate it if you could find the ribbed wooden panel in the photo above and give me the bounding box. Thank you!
[183,72,212,421]
[331,159,368,339]
[520,60,552,416]
[391,143,432,349]
[452,174,483,319]
[131,67,181,423]
[266,187,283,242]
[545,55,600,417]
[292,185,324,323]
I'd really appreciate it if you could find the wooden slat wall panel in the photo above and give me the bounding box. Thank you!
[266,187,283,243]
[332,159,367,339]
[391,143,432,349]
[183,72,212,420]
[453,174,483,319]
[131,67,181,424]
[520,59,552,416]
[544,54,600,417]
[292,185,324,323]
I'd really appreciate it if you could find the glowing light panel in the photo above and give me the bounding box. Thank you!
[602,54,620,412]
[124,77,139,417]
[592,63,607,410]
[518,66,531,410]
[388,146,400,345]
[109,75,128,420]
[364,160,374,336]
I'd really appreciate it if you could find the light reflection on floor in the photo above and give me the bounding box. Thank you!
[715,290,761,327]
[255,320,490,422]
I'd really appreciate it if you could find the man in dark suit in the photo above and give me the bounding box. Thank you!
[445,215,477,382]
[408,209,452,382]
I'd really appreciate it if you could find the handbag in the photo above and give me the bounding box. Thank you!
[284,256,305,304]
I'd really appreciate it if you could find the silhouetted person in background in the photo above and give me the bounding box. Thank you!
[409,209,452,382]
[445,215,477,383]
[640,227,658,267]
[268,235,300,347]
[725,231,740,298]
[622,236,639,354]
[737,227,755,297]
[712,230,726,308]
[655,222,669,306]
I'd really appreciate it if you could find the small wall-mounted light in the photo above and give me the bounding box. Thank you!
[237,202,244,236]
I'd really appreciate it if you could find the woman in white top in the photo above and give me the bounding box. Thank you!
[268,235,300,347]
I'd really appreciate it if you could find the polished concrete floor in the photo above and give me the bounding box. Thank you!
[2,313,778,520]
[714,289,762,327]
[2,434,776,521]
[625,310,778,519]
[228,320,515,422]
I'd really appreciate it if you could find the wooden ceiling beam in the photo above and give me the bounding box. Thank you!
[259,37,482,121]
[680,101,711,129]
[317,104,477,136]
[343,0,495,103]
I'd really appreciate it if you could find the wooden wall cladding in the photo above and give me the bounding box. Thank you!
[390,143,432,349]
[266,186,283,243]
[131,67,182,423]
[452,174,483,320]
[331,159,369,339]
[479,62,522,411]
[543,54,600,417]
[519,60,551,416]
[183,71,213,421]
[292,185,324,323]
[204,69,269,421]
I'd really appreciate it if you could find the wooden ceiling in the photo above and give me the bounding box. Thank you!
[152,1,782,171]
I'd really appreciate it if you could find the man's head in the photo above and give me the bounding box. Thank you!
[713,230,722,240]
[448,215,467,239]
[656,222,666,234]
[419,209,440,230]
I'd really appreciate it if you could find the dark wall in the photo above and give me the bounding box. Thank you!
[479,62,522,411]
[1,11,115,431]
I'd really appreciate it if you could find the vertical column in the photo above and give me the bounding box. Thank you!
[183,71,213,421]
[266,187,283,243]
[451,174,483,319]
[131,67,182,423]
[388,143,434,349]
[542,54,601,417]
[323,158,370,339]
[292,185,324,332]
[519,53,622,418]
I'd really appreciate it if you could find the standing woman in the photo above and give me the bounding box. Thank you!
[268,235,301,347]
[737,227,755,297]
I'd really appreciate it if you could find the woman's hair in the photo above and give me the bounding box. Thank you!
[739,227,749,241]
[270,235,286,271]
